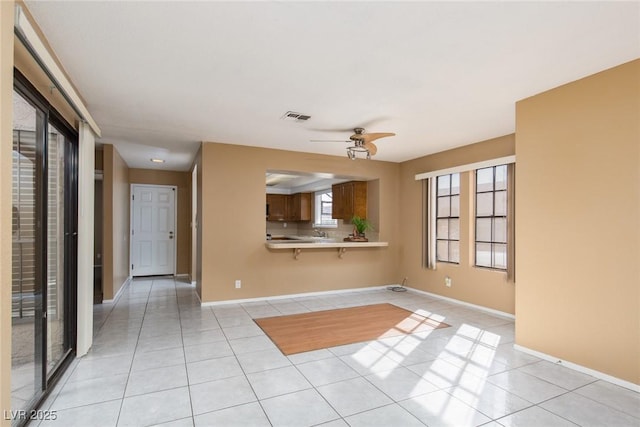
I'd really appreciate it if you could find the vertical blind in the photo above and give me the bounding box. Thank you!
[12,130,36,318]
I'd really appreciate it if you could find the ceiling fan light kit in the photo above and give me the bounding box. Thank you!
[346,145,371,160]
[346,127,394,160]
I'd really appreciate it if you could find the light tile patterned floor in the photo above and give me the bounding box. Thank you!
[36,278,640,427]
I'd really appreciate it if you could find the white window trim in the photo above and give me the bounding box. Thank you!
[415,155,515,181]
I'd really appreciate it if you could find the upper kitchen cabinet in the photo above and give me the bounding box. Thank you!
[290,192,311,221]
[332,181,367,220]
[266,194,288,221]
[266,192,311,222]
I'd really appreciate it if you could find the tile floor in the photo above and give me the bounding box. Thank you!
[35,278,639,427]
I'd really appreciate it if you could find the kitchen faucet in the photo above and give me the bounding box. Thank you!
[313,229,327,238]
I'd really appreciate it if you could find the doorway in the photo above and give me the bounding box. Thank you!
[93,175,103,303]
[11,73,78,424]
[130,184,177,277]
[191,164,197,284]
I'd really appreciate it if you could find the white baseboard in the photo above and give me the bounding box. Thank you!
[405,287,515,320]
[513,344,640,393]
[102,276,131,303]
[404,287,638,392]
[200,285,389,307]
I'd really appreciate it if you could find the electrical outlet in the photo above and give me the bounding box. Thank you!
[235,280,241,289]
[445,276,452,287]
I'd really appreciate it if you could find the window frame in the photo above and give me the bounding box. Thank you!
[313,189,337,228]
[435,173,460,264]
[474,165,508,270]
[13,69,79,424]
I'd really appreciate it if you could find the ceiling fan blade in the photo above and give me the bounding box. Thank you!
[364,141,378,156]
[309,139,350,143]
[308,117,392,133]
[309,127,357,133]
[360,132,395,143]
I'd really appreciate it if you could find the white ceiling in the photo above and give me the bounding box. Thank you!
[265,170,360,194]
[25,1,640,171]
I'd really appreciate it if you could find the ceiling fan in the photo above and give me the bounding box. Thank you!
[311,127,396,160]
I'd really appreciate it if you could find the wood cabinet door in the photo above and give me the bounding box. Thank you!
[331,183,343,219]
[331,181,367,220]
[288,193,311,221]
[284,195,293,221]
[297,192,311,221]
[268,193,311,221]
[352,181,368,219]
[266,194,287,221]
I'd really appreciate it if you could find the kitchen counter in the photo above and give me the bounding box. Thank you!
[265,241,389,249]
[265,236,388,259]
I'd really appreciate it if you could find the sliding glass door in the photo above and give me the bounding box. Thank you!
[11,74,78,425]
[46,122,75,377]
[11,88,42,418]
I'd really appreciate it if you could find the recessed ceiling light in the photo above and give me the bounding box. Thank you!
[150,158,165,163]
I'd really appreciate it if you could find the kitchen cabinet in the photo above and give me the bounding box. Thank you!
[266,192,311,221]
[290,192,311,221]
[266,194,288,221]
[332,181,367,220]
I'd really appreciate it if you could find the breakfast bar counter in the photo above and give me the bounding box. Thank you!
[265,239,388,259]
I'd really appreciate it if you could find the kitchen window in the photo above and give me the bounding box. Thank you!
[436,173,460,263]
[314,189,337,227]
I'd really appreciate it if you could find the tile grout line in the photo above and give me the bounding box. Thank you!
[113,278,151,427]
[175,278,197,427]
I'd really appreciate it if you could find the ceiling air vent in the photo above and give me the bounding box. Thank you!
[281,111,311,121]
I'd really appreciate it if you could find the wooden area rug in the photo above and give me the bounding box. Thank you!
[255,303,450,355]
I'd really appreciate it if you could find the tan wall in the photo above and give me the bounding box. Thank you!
[198,142,401,302]
[102,144,130,299]
[398,135,516,314]
[1,1,15,424]
[14,2,79,126]
[515,59,640,385]
[129,169,191,275]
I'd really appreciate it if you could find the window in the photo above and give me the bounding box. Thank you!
[314,189,337,227]
[475,165,508,269]
[436,173,460,263]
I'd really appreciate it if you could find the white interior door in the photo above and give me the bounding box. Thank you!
[131,184,176,276]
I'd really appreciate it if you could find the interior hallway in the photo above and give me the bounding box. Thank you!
[33,278,640,427]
